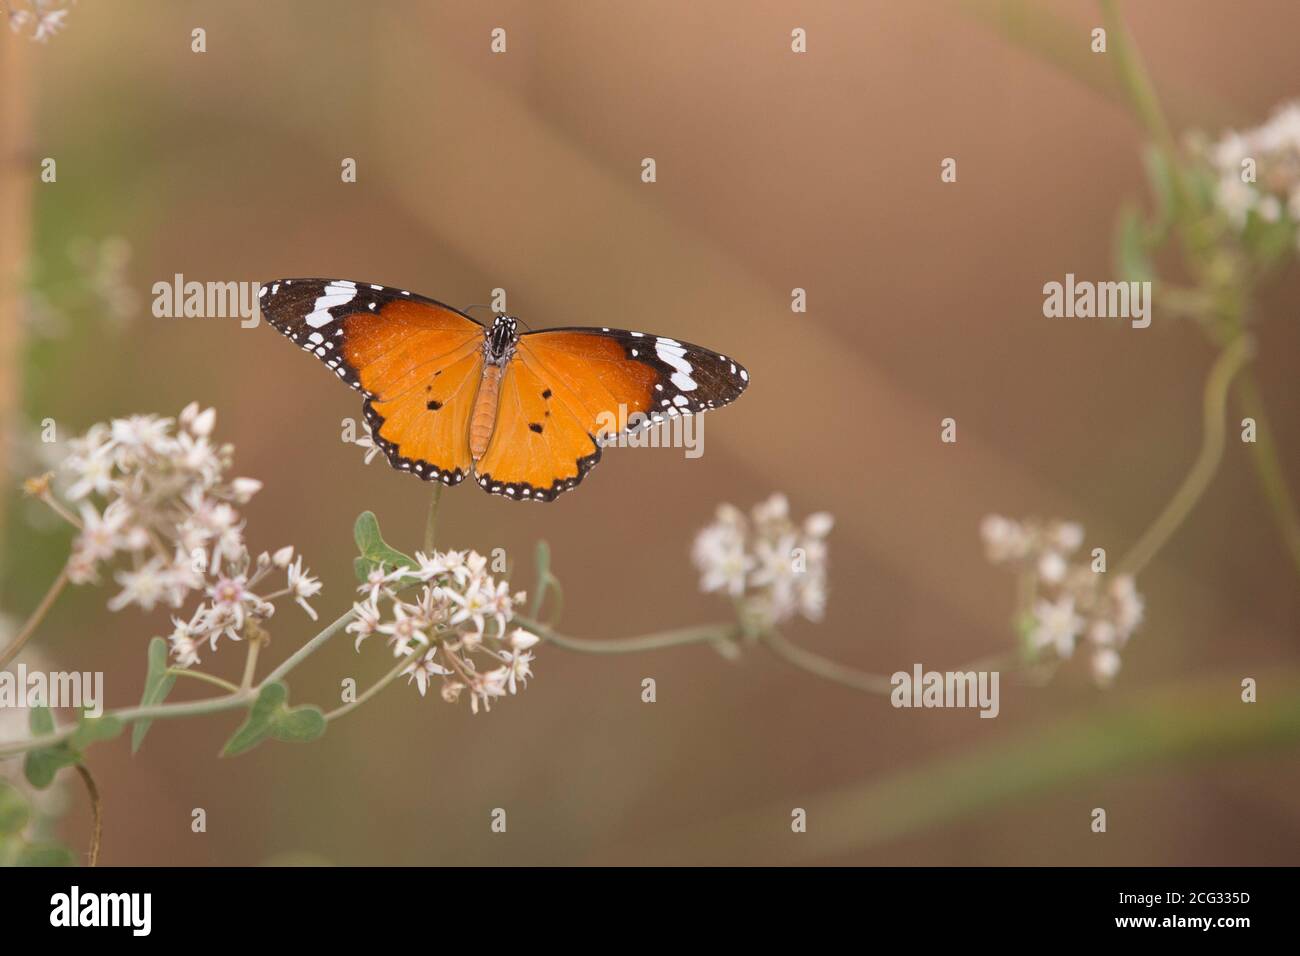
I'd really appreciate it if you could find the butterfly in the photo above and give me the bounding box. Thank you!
[258,279,750,501]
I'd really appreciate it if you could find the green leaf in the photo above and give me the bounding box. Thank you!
[132,636,178,754]
[221,682,285,757]
[1115,203,1155,284]
[17,842,77,867]
[23,707,75,790]
[0,781,30,836]
[353,511,415,582]
[270,705,326,743]
[221,682,327,756]
[28,704,54,737]
[23,710,123,789]
[23,745,77,790]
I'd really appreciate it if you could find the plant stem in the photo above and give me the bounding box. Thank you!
[517,616,739,654]
[0,568,68,670]
[762,629,894,695]
[74,763,102,867]
[261,604,357,686]
[423,483,443,554]
[325,646,422,722]
[1118,336,1254,576]
[1233,371,1300,582]
[1098,0,1178,156]
[240,633,262,691]
[166,668,240,694]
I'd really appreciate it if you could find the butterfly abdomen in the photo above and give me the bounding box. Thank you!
[470,363,504,461]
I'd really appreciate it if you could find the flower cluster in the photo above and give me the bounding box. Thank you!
[981,515,1144,686]
[692,493,833,630]
[1200,101,1300,245]
[4,1,70,42]
[45,403,321,666]
[347,551,537,713]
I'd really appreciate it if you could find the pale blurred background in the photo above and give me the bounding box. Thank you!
[0,0,1297,865]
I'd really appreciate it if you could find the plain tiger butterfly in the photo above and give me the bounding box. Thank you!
[259,279,750,501]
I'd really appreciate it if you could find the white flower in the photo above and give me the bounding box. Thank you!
[378,602,430,655]
[501,649,534,695]
[230,477,262,503]
[32,8,68,42]
[693,494,833,628]
[1090,648,1122,687]
[346,599,383,651]
[65,444,117,501]
[286,555,322,620]
[980,514,1030,563]
[73,501,128,563]
[447,578,491,638]
[508,628,540,651]
[403,650,451,697]
[352,419,382,465]
[108,558,171,612]
[1030,596,1084,659]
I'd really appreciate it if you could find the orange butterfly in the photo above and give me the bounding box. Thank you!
[259,279,749,501]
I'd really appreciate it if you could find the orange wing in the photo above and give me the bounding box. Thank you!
[475,327,748,500]
[260,279,486,483]
[474,352,603,501]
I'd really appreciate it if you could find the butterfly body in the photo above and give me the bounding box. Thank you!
[259,278,749,501]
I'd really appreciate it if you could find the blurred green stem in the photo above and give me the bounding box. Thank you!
[1118,336,1253,575]
[763,629,892,695]
[617,670,1300,863]
[165,668,239,694]
[326,645,423,722]
[520,616,739,654]
[0,568,67,671]
[423,483,442,554]
[1233,372,1300,581]
[74,763,103,867]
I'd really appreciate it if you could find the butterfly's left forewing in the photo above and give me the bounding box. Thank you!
[260,278,486,483]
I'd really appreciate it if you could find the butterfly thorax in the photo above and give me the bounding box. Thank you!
[485,315,519,366]
[470,316,520,461]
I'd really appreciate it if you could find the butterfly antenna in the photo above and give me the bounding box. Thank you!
[462,303,494,316]
[514,316,534,332]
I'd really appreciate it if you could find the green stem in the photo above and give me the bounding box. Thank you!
[166,668,239,694]
[762,629,893,695]
[325,646,423,722]
[1117,336,1253,576]
[74,763,102,867]
[1098,0,1178,156]
[517,616,738,654]
[1233,371,1300,582]
[261,604,358,686]
[423,483,443,554]
[0,568,68,671]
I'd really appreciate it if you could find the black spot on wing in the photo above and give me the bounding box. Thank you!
[362,399,468,486]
